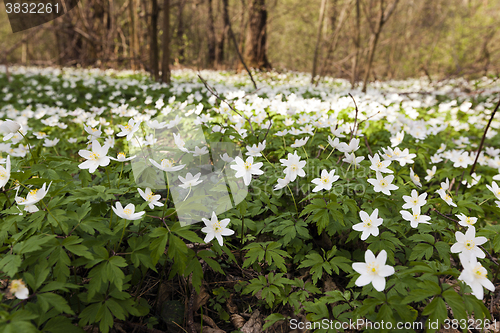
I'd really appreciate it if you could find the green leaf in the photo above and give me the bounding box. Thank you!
[423,297,447,332]
[0,254,22,277]
[37,292,75,315]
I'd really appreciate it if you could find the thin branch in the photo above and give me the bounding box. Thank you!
[225,5,257,90]
[348,93,359,142]
[432,208,459,223]
[198,74,255,136]
[470,95,500,176]
[479,245,500,267]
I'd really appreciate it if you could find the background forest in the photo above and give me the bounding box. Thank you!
[1,0,500,87]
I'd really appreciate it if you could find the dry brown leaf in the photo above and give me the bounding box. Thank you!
[230,314,246,329]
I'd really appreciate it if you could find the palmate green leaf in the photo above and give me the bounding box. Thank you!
[149,227,169,265]
[62,236,94,260]
[263,313,286,331]
[423,297,447,333]
[409,243,434,261]
[0,254,22,277]
[43,316,85,333]
[443,289,467,327]
[264,242,290,272]
[37,292,75,315]
[198,250,224,274]
[13,234,56,255]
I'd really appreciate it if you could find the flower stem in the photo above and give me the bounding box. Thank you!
[286,184,299,214]
[18,130,36,164]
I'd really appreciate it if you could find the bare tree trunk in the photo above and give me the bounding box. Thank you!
[176,0,186,63]
[243,0,271,70]
[311,0,328,84]
[361,0,399,92]
[351,0,360,87]
[150,0,159,80]
[128,0,138,70]
[162,0,171,84]
[217,0,230,66]
[316,0,352,86]
[207,0,217,67]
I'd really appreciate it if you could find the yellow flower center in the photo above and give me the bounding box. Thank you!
[9,279,25,293]
[118,152,126,159]
[377,162,383,168]
[465,217,473,225]
[413,214,419,220]
[363,219,372,228]
[465,240,475,250]
[244,161,252,170]
[29,189,38,196]
[89,152,99,160]
[321,176,329,184]
[213,220,221,232]
[124,208,132,215]
[366,262,379,275]
[380,180,387,187]
[146,192,154,201]
[414,174,420,181]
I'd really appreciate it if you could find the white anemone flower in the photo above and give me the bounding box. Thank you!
[337,138,360,153]
[274,175,291,191]
[400,207,431,228]
[78,140,111,173]
[138,187,163,209]
[451,226,487,261]
[230,156,264,186]
[192,146,209,157]
[311,169,340,192]
[201,211,235,246]
[486,181,500,200]
[436,188,457,207]
[9,279,29,299]
[280,151,306,182]
[173,133,190,152]
[401,189,427,210]
[352,249,394,292]
[117,118,141,141]
[149,158,186,172]
[0,155,10,188]
[369,153,393,173]
[146,119,168,129]
[246,140,266,157]
[409,168,422,188]
[291,137,309,148]
[367,172,399,195]
[455,213,477,227]
[425,166,437,182]
[352,209,383,240]
[17,182,52,207]
[342,152,364,167]
[43,138,60,147]
[0,119,21,141]
[178,172,203,189]
[112,202,145,220]
[458,255,495,300]
[109,152,136,162]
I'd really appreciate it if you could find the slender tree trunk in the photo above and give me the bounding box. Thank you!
[176,0,186,63]
[311,0,327,84]
[162,0,171,84]
[207,0,217,67]
[217,0,230,66]
[150,0,159,80]
[243,0,271,70]
[351,0,360,87]
[361,0,399,92]
[128,0,138,70]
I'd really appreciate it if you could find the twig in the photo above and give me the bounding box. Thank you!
[198,74,255,136]
[364,136,373,157]
[479,245,499,267]
[348,93,359,142]
[226,16,257,89]
[470,95,500,176]
[432,208,459,223]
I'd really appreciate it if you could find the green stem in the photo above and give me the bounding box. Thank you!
[286,184,299,215]
[18,130,36,164]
